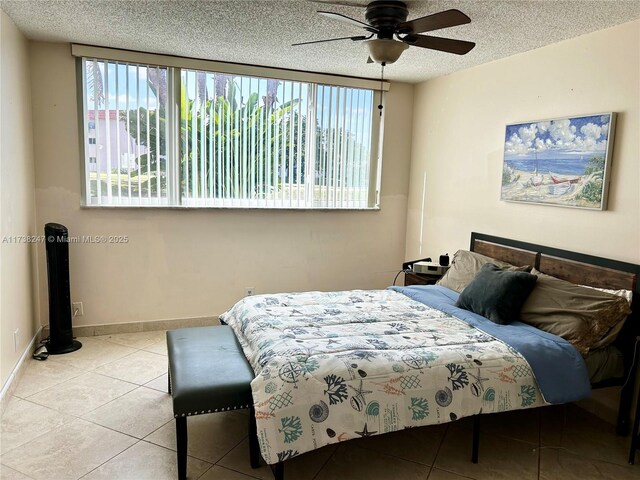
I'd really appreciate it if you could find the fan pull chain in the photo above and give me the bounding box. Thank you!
[378,62,385,117]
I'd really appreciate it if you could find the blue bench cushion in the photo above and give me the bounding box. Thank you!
[167,326,254,416]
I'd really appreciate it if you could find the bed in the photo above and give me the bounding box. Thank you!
[219,232,639,471]
[467,232,639,434]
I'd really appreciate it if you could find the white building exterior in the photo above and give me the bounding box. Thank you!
[86,110,147,172]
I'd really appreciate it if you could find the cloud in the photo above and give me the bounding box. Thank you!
[505,124,538,154]
[536,121,551,133]
[548,119,576,144]
[534,137,549,151]
[518,124,538,145]
[571,136,607,152]
[106,93,158,109]
[580,122,602,140]
[505,118,608,156]
[572,136,597,151]
[505,132,530,155]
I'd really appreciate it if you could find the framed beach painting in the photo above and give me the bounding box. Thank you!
[500,112,616,210]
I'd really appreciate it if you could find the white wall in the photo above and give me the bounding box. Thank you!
[406,20,640,264]
[29,42,414,327]
[0,10,38,387]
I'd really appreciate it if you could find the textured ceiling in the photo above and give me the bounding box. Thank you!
[2,0,639,83]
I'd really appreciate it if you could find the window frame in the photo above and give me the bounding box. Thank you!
[74,45,388,210]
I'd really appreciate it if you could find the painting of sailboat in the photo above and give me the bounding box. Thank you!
[500,113,616,210]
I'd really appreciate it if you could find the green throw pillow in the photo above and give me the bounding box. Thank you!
[456,263,538,325]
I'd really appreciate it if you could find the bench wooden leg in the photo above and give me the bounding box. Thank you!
[471,415,480,464]
[249,405,260,468]
[176,417,187,480]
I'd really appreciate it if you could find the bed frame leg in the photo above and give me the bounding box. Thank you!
[472,415,480,464]
[273,461,284,480]
[249,406,260,469]
[617,367,637,435]
[628,361,640,464]
[617,395,631,435]
[629,410,639,464]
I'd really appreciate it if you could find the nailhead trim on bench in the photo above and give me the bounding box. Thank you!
[174,404,251,418]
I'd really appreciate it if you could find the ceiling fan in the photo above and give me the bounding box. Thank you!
[294,1,476,64]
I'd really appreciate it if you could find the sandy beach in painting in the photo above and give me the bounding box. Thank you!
[501,167,601,208]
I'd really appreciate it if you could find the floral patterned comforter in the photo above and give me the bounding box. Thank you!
[220,289,546,464]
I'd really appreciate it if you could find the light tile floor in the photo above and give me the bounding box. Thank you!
[1,331,638,480]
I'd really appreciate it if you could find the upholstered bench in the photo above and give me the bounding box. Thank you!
[167,326,260,480]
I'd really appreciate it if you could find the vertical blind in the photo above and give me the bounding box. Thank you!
[81,58,379,209]
[82,59,169,206]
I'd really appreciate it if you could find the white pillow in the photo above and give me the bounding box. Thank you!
[579,285,633,306]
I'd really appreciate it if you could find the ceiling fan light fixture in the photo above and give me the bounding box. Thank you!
[365,38,409,64]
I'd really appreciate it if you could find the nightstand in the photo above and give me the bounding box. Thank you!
[403,271,443,286]
[402,258,448,286]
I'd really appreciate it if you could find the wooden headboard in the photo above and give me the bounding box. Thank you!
[470,232,638,294]
[470,232,639,433]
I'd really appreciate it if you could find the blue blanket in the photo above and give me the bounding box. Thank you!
[390,285,591,404]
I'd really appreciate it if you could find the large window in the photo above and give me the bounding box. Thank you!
[80,56,382,209]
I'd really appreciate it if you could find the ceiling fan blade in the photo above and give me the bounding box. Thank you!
[402,34,475,55]
[396,9,471,35]
[310,0,367,7]
[292,35,368,46]
[318,11,377,31]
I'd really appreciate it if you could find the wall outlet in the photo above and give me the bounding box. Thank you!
[244,287,255,297]
[72,302,84,317]
[13,329,19,352]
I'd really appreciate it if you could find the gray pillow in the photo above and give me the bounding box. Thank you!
[436,249,531,293]
[456,263,538,325]
[520,269,632,355]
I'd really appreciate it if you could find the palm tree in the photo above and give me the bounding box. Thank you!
[180,75,305,200]
[85,61,105,105]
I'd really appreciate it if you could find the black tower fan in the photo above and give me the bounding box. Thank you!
[45,223,82,354]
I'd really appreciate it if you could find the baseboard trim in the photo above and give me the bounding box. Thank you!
[41,315,219,338]
[0,326,43,416]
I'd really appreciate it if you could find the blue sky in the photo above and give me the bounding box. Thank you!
[85,60,160,110]
[504,114,611,160]
[86,60,374,139]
